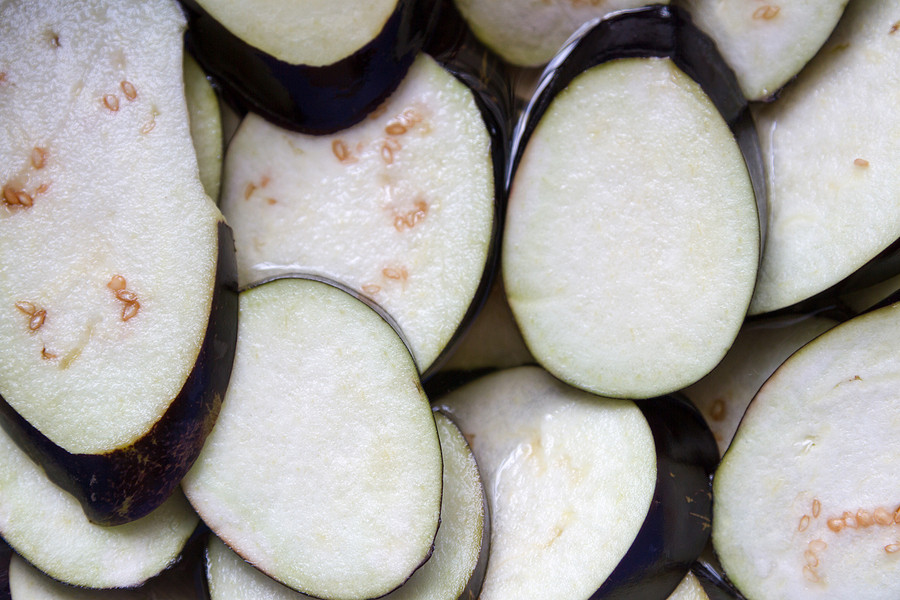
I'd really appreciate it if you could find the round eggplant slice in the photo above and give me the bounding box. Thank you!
[179,0,439,134]
[504,36,759,398]
[452,0,670,67]
[0,0,237,525]
[184,53,223,202]
[182,277,442,600]
[0,421,197,589]
[712,301,900,599]
[683,313,838,456]
[219,53,497,376]
[675,0,848,100]
[204,411,488,600]
[435,366,718,600]
[748,1,900,316]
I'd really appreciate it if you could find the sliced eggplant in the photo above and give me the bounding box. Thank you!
[452,0,670,67]
[675,0,848,100]
[7,550,202,600]
[504,6,760,399]
[435,366,718,600]
[179,0,439,134]
[204,411,488,600]
[219,53,498,375]
[0,418,197,589]
[182,277,442,600]
[0,0,237,526]
[713,301,900,599]
[748,0,900,315]
[683,313,838,455]
[184,53,223,201]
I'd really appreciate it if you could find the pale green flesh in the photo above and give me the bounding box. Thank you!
[196,0,398,66]
[0,424,197,589]
[504,57,758,399]
[713,302,900,600]
[0,0,221,453]
[8,553,197,600]
[436,366,656,600]
[678,0,848,100]
[184,53,222,202]
[453,0,669,67]
[220,54,494,372]
[683,313,837,456]
[749,1,900,314]
[205,412,486,600]
[183,278,442,600]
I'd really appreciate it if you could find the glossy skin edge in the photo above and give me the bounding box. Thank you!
[590,394,719,600]
[507,5,766,248]
[0,223,238,526]
[417,0,513,380]
[178,0,440,134]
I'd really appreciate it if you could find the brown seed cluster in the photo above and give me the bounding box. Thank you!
[3,147,51,212]
[3,185,33,209]
[108,275,140,321]
[15,301,47,332]
[752,5,780,20]
[826,505,900,533]
[394,199,429,232]
[101,80,139,113]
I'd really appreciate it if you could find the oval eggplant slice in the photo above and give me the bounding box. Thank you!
[748,0,900,316]
[504,8,760,399]
[683,312,838,456]
[712,301,900,599]
[0,422,197,589]
[0,0,237,525]
[219,53,498,376]
[204,411,489,600]
[675,0,848,100]
[179,0,439,134]
[182,277,442,600]
[435,366,718,600]
[452,0,670,67]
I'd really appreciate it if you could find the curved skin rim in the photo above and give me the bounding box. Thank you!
[417,1,513,380]
[178,0,441,134]
[0,539,9,600]
[432,408,492,600]
[589,393,719,599]
[0,222,239,526]
[507,5,766,251]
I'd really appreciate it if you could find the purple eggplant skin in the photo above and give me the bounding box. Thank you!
[691,548,748,600]
[177,0,440,135]
[412,0,512,381]
[589,393,719,600]
[0,538,10,600]
[0,222,238,527]
[507,5,766,249]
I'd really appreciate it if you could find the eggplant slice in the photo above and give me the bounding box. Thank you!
[452,0,670,67]
[504,6,761,399]
[0,0,237,525]
[219,53,498,376]
[675,0,848,100]
[182,277,442,600]
[436,366,718,600]
[748,0,900,316]
[179,0,439,134]
[713,301,900,599]
[204,411,489,600]
[0,421,198,589]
